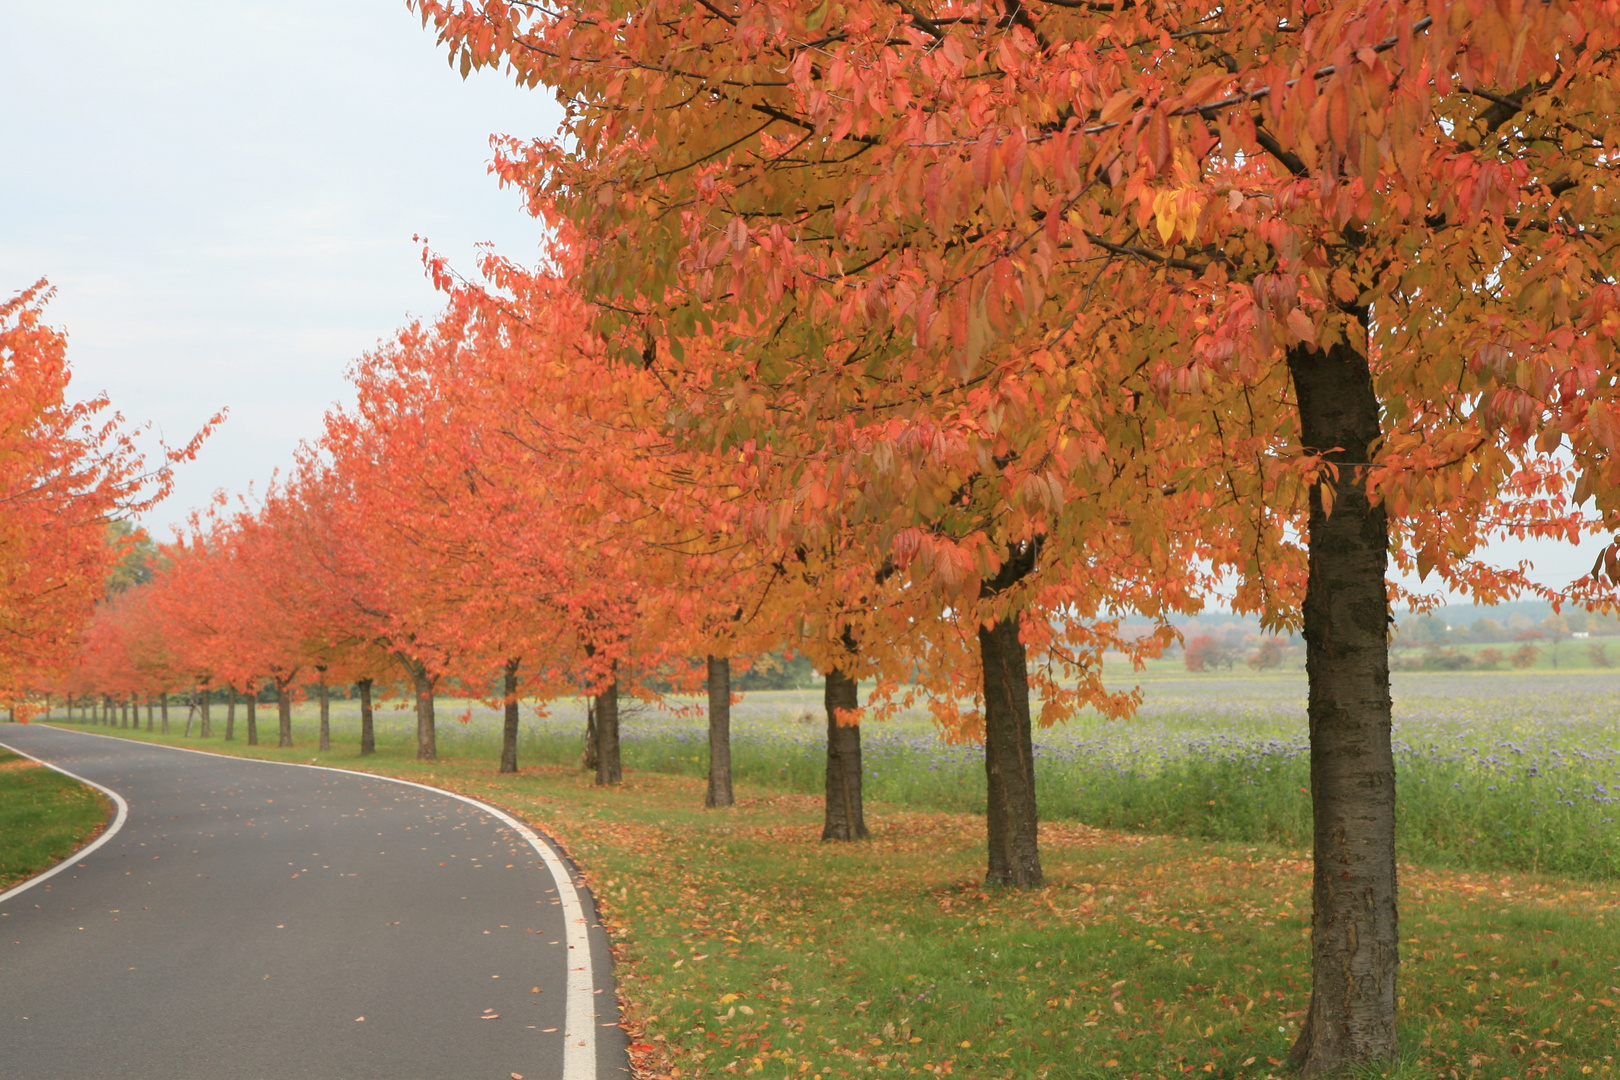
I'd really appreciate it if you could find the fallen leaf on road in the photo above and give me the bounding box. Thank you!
[355,1017,365,1022]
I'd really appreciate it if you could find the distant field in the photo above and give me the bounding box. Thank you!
[52,666,1620,879]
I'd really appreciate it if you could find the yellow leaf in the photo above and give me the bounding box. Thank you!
[1152,191,1178,242]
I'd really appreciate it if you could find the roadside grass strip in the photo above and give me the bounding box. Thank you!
[0,748,113,894]
[37,724,1620,1080]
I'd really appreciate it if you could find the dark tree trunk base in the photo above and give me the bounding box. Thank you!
[980,609,1042,888]
[358,678,375,756]
[1285,330,1400,1074]
[317,679,330,753]
[276,684,293,748]
[500,659,521,774]
[706,655,734,808]
[582,702,598,772]
[594,680,621,785]
[821,668,868,841]
[403,658,436,762]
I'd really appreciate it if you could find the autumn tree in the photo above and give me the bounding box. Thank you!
[0,282,209,711]
[413,0,1620,1071]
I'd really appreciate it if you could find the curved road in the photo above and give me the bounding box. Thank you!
[0,724,627,1080]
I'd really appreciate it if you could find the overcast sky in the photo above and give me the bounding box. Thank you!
[2,0,1604,600]
[1,0,555,534]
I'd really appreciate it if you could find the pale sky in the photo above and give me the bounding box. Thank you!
[1,0,555,534]
[2,1,1604,597]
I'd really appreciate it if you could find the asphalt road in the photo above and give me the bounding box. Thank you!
[0,724,626,1080]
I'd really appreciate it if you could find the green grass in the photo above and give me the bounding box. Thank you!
[0,747,112,891]
[51,668,1620,882]
[34,723,1620,1080]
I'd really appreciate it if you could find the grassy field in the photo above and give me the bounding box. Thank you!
[71,666,1616,880]
[0,748,112,892]
[34,666,1620,1080]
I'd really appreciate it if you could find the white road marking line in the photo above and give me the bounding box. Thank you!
[0,740,130,906]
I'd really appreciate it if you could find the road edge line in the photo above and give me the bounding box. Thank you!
[11,726,599,1080]
[0,739,131,906]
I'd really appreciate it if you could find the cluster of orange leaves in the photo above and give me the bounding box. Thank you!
[0,282,210,713]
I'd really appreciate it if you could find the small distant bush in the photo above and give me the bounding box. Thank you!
[1184,634,1232,672]
[1511,644,1541,669]
[1477,647,1505,670]
[1246,638,1286,671]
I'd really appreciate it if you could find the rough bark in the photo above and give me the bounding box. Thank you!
[276,682,293,748]
[414,663,440,764]
[582,700,598,771]
[1285,329,1400,1074]
[980,544,1043,888]
[358,678,375,756]
[705,655,734,808]
[199,687,212,739]
[224,691,236,742]
[500,658,521,774]
[246,693,258,746]
[317,674,331,753]
[593,677,621,786]
[821,668,868,841]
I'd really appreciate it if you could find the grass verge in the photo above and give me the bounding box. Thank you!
[0,746,112,892]
[41,721,1620,1080]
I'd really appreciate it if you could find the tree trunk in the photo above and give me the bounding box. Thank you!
[246,693,258,746]
[160,694,169,734]
[981,612,1042,888]
[276,682,293,748]
[224,690,236,742]
[317,675,330,753]
[358,678,375,756]
[199,687,212,739]
[706,655,734,807]
[582,700,598,771]
[980,544,1043,888]
[593,677,621,785]
[500,658,521,774]
[145,696,154,731]
[119,696,128,728]
[65,694,72,721]
[184,691,195,737]
[409,662,437,762]
[821,668,868,841]
[1285,329,1400,1074]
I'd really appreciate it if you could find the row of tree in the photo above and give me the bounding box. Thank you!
[0,285,211,711]
[12,0,1620,1072]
